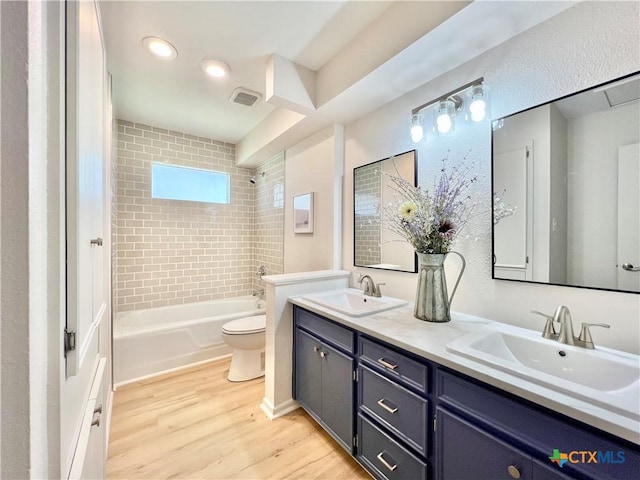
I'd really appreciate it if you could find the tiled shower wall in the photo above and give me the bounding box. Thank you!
[114,120,255,313]
[253,152,285,291]
[354,162,381,266]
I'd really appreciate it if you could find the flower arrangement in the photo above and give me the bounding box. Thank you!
[383,152,478,254]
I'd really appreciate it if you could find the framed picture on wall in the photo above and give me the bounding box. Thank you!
[293,192,314,233]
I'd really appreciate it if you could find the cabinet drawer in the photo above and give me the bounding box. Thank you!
[358,413,427,480]
[359,365,428,456]
[360,336,429,393]
[295,307,355,353]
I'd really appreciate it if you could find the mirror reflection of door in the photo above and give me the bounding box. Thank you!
[617,143,640,291]
[493,142,532,280]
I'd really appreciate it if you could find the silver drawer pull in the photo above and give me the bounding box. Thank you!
[377,357,398,370]
[376,452,397,472]
[377,398,398,414]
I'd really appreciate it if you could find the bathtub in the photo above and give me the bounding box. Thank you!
[113,296,266,386]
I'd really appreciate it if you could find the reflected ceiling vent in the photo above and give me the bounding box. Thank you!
[597,75,640,108]
[229,87,262,107]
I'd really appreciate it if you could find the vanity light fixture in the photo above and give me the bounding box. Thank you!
[409,77,489,143]
[201,59,230,79]
[142,36,177,60]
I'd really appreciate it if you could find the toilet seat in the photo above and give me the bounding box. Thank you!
[222,315,266,335]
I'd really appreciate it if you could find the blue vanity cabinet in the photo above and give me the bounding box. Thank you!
[435,368,640,480]
[293,307,356,453]
[436,406,533,480]
[291,305,639,480]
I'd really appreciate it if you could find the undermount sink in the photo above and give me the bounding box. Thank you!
[302,288,408,317]
[446,323,640,421]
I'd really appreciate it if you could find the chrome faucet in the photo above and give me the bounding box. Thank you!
[253,288,265,298]
[357,274,384,298]
[531,305,610,349]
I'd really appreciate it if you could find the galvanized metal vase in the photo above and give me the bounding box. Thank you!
[414,252,466,322]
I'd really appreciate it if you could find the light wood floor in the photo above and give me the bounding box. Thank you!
[108,358,369,479]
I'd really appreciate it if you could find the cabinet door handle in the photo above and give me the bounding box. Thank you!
[377,398,398,414]
[320,351,327,358]
[507,465,521,479]
[313,346,320,353]
[90,237,103,246]
[377,357,398,370]
[376,452,397,472]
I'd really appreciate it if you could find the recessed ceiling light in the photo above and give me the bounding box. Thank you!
[201,59,230,79]
[142,36,177,60]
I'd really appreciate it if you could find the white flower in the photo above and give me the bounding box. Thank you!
[399,201,417,221]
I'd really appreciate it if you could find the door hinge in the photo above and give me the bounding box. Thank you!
[353,369,358,382]
[353,434,358,448]
[526,256,530,264]
[526,147,530,158]
[64,328,77,356]
[433,416,437,432]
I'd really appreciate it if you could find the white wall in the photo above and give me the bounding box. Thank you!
[284,126,341,272]
[341,1,640,354]
[1,1,31,477]
[567,102,640,289]
[549,103,568,284]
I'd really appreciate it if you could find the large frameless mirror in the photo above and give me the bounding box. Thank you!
[492,71,640,293]
[354,150,417,273]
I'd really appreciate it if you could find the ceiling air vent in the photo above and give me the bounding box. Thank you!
[229,87,262,107]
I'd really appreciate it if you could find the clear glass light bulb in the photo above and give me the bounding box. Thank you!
[410,124,424,143]
[469,98,486,122]
[436,113,452,134]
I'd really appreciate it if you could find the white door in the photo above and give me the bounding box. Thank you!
[617,143,640,292]
[62,0,108,477]
[493,142,534,281]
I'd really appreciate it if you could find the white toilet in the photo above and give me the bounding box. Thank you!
[222,315,266,382]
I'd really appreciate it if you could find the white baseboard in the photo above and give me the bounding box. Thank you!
[260,396,299,420]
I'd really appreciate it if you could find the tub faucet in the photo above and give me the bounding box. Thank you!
[357,274,384,297]
[253,288,265,298]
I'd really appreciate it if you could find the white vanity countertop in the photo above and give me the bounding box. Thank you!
[288,296,640,445]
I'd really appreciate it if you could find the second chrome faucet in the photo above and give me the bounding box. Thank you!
[531,305,610,349]
[357,274,384,298]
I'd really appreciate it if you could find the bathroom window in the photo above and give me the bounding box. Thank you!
[151,163,230,204]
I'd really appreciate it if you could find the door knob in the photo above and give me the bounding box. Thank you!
[622,263,640,272]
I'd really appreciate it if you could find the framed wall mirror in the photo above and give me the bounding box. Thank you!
[492,71,640,293]
[354,150,417,273]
